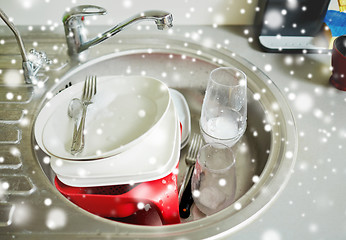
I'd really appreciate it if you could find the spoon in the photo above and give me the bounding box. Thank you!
[67,98,83,145]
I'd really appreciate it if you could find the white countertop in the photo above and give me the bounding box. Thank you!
[207,26,345,240]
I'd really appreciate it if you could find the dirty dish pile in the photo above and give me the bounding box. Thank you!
[34,75,183,225]
[34,75,181,185]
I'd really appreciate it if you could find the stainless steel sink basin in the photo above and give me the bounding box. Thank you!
[0,29,297,239]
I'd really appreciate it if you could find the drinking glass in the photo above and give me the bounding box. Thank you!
[200,67,247,147]
[191,143,236,215]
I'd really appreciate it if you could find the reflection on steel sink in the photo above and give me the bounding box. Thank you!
[1,32,297,239]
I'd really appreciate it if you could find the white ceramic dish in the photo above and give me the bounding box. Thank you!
[51,98,180,186]
[169,88,191,149]
[35,75,170,160]
[56,129,180,187]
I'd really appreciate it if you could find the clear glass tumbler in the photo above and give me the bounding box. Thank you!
[191,143,236,215]
[200,67,247,147]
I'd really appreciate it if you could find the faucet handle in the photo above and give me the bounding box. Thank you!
[63,5,106,25]
[63,5,107,57]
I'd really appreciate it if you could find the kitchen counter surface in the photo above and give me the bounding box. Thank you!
[0,25,345,239]
[181,26,346,240]
[217,26,346,240]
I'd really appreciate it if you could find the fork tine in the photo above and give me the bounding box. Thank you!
[82,77,88,101]
[93,76,97,95]
[187,133,203,161]
[187,134,197,158]
[83,76,96,102]
[190,136,199,158]
[196,135,203,153]
[87,77,92,101]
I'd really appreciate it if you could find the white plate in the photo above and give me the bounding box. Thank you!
[56,128,180,187]
[51,99,181,186]
[35,75,170,160]
[169,89,191,148]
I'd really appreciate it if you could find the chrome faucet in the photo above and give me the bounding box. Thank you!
[0,8,51,84]
[63,5,173,58]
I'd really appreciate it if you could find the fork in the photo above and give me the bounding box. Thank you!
[179,133,203,218]
[71,76,97,155]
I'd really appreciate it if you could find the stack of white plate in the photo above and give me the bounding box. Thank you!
[34,75,182,187]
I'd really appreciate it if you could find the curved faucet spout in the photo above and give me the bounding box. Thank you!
[63,5,173,58]
[80,10,173,53]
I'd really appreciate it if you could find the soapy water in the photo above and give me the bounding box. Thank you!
[193,187,226,213]
[201,110,243,140]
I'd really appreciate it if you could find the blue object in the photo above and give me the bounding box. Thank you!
[324,10,346,36]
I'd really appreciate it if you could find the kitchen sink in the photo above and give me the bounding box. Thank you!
[0,28,297,239]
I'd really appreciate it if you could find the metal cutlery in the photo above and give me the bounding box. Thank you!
[68,98,83,143]
[179,133,203,218]
[71,76,97,155]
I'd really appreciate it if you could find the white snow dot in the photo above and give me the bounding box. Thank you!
[313,109,323,118]
[264,64,272,72]
[288,92,296,100]
[2,182,9,190]
[55,159,63,167]
[252,175,260,183]
[6,92,14,100]
[44,198,52,206]
[234,202,242,210]
[261,229,282,240]
[10,147,20,157]
[285,151,293,159]
[309,223,318,233]
[77,168,87,177]
[218,178,227,186]
[43,156,50,164]
[46,208,67,229]
[149,157,156,164]
[272,102,279,110]
[264,124,272,132]
[294,93,314,113]
[264,10,283,29]
[284,56,293,65]
[46,92,53,99]
[137,202,145,210]
[138,110,146,118]
[13,204,31,225]
[123,0,132,8]
[253,93,261,101]
[192,190,200,198]
[96,128,103,135]
[19,117,29,127]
